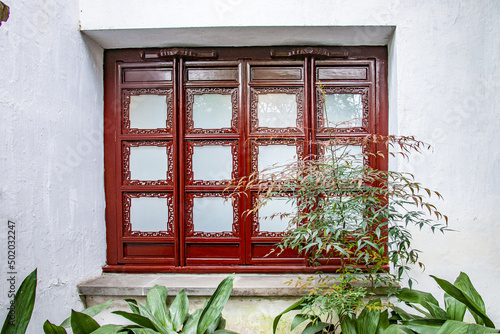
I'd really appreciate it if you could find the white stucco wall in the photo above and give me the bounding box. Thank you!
[1,0,499,332]
[0,0,105,332]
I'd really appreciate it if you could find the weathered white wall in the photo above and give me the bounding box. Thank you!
[0,0,105,332]
[1,0,499,332]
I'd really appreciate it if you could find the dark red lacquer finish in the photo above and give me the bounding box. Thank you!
[103,47,388,273]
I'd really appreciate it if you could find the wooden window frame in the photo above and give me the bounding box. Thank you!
[103,46,388,273]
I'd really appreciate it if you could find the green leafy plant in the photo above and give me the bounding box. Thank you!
[387,272,499,333]
[45,274,238,334]
[232,85,449,332]
[43,300,113,334]
[1,269,37,334]
[112,273,237,334]
[236,132,449,333]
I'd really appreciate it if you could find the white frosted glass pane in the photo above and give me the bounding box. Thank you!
[130,197,168,232]
[193,94,232,129]
[324,94,363,127]
[257,94,297,128]
[130,146,168,181]
[193,145,232,181]
[193,197,233,232]
[129,95,167,129]
[258,145,297,174]
[259,197,295,232]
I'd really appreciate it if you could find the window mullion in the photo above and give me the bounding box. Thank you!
[176,57,186,267]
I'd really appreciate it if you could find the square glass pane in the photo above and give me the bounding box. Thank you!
[130,197,168,232]
[324,93,363,128]
[258,144,297,174]
[193,145,233,181]
[193,94,233,129]
[193,197,233,233]
[130,146,168,181]
[259,197,295,232]
[257,93,297,128]
[129,95,168,129]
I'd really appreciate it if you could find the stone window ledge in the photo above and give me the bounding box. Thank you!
[78,273,393,297]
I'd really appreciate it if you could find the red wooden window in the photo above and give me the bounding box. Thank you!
[104,47,388,272]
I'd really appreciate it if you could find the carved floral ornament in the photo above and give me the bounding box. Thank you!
[122,88,174,134]
[185,193,239,238]
[250,87,305,135]
[270,47,349,59]
[139,47,349,61]
[123,193,174,237]
[185,140,239,186]
[316,86,370,134]
[122,141,174,186]
[185,88,239,134]
[251,139,304,174]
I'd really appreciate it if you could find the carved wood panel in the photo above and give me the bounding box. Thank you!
[251,139,304,175]
[317,137,369,167]
[122,141,173,185]
[185,88,238,134]
[123,192,174,237]
[250,87,304,135]
[185,193,239,238]
[185,140,238,186]
[122,88,173,134]
[316,87,369,134]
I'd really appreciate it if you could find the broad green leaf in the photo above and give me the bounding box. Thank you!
[291,314,310,331]
[435,320,500,334]
[197,275,234,334]
[382,324,415,334]
[377,310,390,333]
[169,290,189,331]
[357,299,381,334]
[391,306,421,321]
[70,310,100,334]
[136,303,176,334]
[112,311,156,330]
[90,324,129,334]
[131,328,160,334]
[444,293,466,321]
[182,309,202,334]
[301,320,327,334]
[421,302,449,320]
[398,288,448,319]
[206,314,221,334]
[217,317,226,330]
[340,316,357,334]
[454,272,487,326]
[430,275,495,328]
[124,299,141,315]
[212,330,238,334]
[60,300,114,328]
[397,288,440,307]
[401,319,445,333]
[43,320,67,334]
[1,269,37,334]
[272,297,306,334]
[146,285,172,330]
